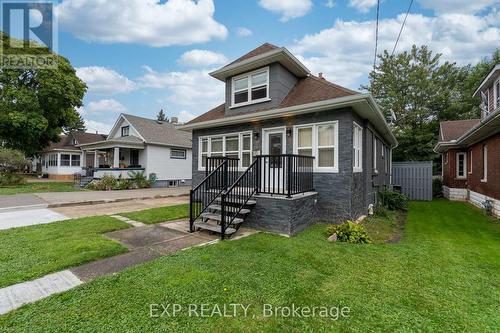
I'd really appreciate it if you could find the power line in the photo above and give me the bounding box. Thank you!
[391,0,414,56]
[373,0,380,68]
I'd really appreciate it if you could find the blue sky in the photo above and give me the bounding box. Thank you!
[31,1,500,133]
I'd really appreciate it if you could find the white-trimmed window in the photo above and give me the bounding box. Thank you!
[198,132,253,170]
[71,154,81,166]
[456,152,467,179]
[60,154,71,166]
[482,145,488,182]
[170,149,186,159]
[468,149,473,174]
[46,153,58,167]
[495,80,500,109]
[293,121,339,172]
[231,67,269,107]
[353,122,363,172]
[121,126,129,137]
[373,137,378,173]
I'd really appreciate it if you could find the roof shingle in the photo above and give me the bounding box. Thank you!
[439,119,480,142]
[186,75,359,125]
[227,43,279,67]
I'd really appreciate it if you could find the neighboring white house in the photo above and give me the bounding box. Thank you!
[41,131,107,180]
[77,113,192,187]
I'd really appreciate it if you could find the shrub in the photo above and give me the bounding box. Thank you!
[326,221,371,244]
[128,171,151,189]
[378,189,408,211]
[433,178,443,198]
[0,173,26,186]
[0,148,28,174]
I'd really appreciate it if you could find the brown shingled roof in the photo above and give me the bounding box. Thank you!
[71,131,107,144]
[439,119,480,142]
[186,75,359,125]
[227,43,279,66]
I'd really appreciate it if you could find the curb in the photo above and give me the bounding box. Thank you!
[47,193,189,208]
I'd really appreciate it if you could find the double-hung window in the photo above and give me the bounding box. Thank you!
[71,154,81,166]
[353,122,363,172]
[60,154,71,166]
[232,67,269,107]
[199,132,253,170]
[495,80,500,110]
[294,121,338,172]
[373,137,378,173]
[456,152,467,179]
[482,145,488,182]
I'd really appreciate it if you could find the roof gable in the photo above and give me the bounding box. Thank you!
[228,43,279,66]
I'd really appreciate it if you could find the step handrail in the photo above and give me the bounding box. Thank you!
[220,158,259,240]
[189,160,227,232]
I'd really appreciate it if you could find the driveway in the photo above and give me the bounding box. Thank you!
[0,194,46,210]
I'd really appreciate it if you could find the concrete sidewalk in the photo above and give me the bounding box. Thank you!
[0,208,68,230]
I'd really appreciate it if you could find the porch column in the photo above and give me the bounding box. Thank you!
[94,150,98,168]
[113,147,120,168]
[81,151,86,168]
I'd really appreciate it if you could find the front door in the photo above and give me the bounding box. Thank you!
[262,128,286,192]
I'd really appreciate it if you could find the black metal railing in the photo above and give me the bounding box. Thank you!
[220,159,259,240]
[206,156,240,188]
[190,157,239,232]
[256,154,314,197]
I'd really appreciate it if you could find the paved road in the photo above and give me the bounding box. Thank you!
[52,196,189,219]
[36,187,190,206]
[0,208,68,230]
[0,194,46,209]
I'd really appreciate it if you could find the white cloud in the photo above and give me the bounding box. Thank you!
[56,0,227,47]
[177,110,196,123]
[291,11,500,88]
[84,119,113,134]
[76,67,136,95]
[236,27,253,37]
[325,0,336,9]
[178,49,228,67]
[83,99,127,115]
[259,0,312,21]
[348,0,378,13]
[417,0,499,14]
[137,66,224,111]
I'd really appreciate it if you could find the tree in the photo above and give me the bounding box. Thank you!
[0,33,87,156]
[63,112,86,133]
[157,109,167,122]
[363,45,499,162]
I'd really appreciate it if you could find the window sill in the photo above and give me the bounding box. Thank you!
[314,168,339,173]
[353,168,363,173]
[230,98,271,109]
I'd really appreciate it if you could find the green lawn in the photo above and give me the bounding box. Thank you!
[0,216,130,288]
[1,200,499,332]
[120,203,189,224]
[0,182,81,195]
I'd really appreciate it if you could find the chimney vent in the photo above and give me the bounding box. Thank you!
[318,72,324,80]
[171,117,178,124]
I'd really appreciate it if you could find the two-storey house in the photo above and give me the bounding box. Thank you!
[435,64,500,216]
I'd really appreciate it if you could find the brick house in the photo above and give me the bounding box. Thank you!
[435,64,500,216]
[179,43,397,238]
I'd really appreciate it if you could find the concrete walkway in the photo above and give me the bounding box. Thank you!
[0,194,46,210]
[0,270,82,315]
[0,219,258,315]
[0,208,68,230]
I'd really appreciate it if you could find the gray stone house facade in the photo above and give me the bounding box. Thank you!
[179,43,397,236]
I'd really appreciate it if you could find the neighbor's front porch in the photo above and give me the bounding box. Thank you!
[80,141,146,179]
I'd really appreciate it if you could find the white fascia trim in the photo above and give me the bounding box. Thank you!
[120,115,147,142]
[456,108,500,144]
[210,48,310,81]
[473,65,500,97]
[179,94,398,147]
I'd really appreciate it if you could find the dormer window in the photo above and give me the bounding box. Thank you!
[231,67,269,107]
[121,126,129,137]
